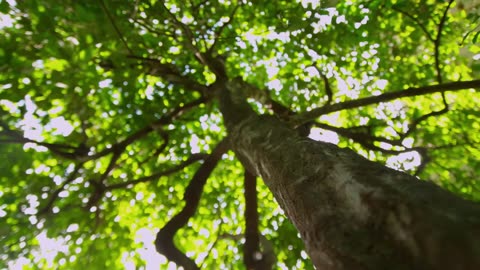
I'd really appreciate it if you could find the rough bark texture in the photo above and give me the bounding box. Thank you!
[219,80,480,270]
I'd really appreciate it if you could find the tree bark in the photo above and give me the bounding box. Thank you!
[218,79,480,270]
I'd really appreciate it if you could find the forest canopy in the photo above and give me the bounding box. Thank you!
[1,0,480,269]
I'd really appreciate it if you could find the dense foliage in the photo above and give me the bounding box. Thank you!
[1,0,479,269]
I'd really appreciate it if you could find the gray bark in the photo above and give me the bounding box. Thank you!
[218,80,480,270]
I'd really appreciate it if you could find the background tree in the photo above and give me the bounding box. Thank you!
[1,0,480,269]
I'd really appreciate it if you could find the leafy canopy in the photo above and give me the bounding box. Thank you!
[1,0,480,269]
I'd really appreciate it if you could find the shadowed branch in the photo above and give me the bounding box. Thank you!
[243,169,260,269]
[292,79,480,125]
[155,138,229,270]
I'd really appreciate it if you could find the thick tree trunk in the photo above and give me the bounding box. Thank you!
[218,80,480,270]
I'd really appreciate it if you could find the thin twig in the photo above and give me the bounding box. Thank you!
[105,153,208,190]
[391,6,434,42]
[38,163,83,215]
[160,2,207,65]
[207,4,241,54]
[99,0,134,55]
[434,0,455,84]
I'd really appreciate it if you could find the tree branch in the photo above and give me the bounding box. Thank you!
[400,106,449,140]
[126,55,209,94]
[135,130,169,167]
[159,2,208,66]
[207,4,241,54]
[314,122,414,155]
[132,18,176,39]
[99,0,134,55]
[84,147,126,209]
[224,78,295,120]
[434,0,455,84]
[105,153,208,190]
[38,163,83,215]
[155,138,229,270]
[243,169,260,269]
[89,97,205,160]
[292,79,480,125]
[391,6,434,42]
[319,71,333,104]
[0,129,89,161]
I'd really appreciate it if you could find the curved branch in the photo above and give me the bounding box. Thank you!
[292,79,480,125]
[155,138,229,270]
[401,105,449,140]
[391,6,434,42]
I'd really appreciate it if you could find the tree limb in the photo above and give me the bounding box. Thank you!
[434,0,455,84]
[99,0,134,55]
[207,3,241,54]
[88,97,205,160]
[243,169,260,269]
[159,2,208,66]
[400,106,449,140]
[106,153,208,190]
[391,6,434,42]
[292,79,480,125]
[155,138,229,270]
[126,56,209,94]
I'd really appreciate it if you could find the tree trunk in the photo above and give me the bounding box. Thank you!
[218,79,480,270]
